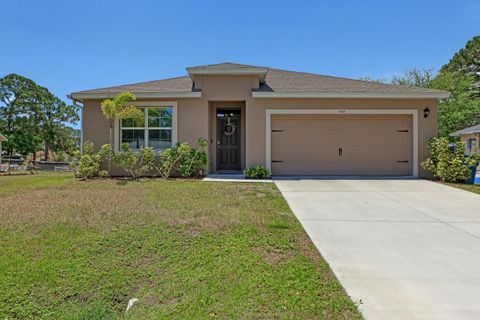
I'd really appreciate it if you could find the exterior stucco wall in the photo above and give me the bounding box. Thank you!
[82,100,110,149]
[81,75,439,177]
[201,75,255,101]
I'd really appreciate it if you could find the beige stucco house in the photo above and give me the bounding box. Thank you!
[451,124,480,155]
[69,63,449,177]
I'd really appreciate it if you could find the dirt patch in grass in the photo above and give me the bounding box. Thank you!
[0,181,150,233]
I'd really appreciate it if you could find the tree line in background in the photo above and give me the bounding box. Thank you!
[0,74,80,162]
[368,35,480,137]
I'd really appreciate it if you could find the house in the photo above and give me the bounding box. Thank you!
[69,63,449,177]
[0,133,7,163]
[450,124,480,155]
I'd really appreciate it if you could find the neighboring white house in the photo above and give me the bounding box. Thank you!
[451,124,480,155]
[0,134,7,163]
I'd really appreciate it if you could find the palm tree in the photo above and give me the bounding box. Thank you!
[101,92,143,175]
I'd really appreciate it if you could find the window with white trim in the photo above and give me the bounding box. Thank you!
[120,107,173,151]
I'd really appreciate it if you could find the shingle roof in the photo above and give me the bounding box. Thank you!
[259,68,445,94]
[450,124,480,136]
[73,76,194,94]
[71,62,448,98]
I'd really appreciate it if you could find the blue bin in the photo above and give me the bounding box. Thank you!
[466,163,478,185]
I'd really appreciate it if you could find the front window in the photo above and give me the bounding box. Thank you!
[121,107,173,151]
[468,138,477,152]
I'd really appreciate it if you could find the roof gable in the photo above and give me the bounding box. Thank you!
[186,62,265,69]
[186,62,268,82]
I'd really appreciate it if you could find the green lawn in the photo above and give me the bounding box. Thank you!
[444,182,480,195]
[0,173,360,319]
[0,172,71,193]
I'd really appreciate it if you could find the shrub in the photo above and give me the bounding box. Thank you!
[421,137,478,182]
[23,155,36,175]
[53,152,69,162]
[244,165,271,179]
[155,138,208,178]
[71,139,207,179]
[70,141,108,179]
[112,143,155,179]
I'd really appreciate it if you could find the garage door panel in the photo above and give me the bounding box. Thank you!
[271,114,412,176]
[272,162,410,176]
[271,142,409,159]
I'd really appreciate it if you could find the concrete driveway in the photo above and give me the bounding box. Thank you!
[274,178,480,320]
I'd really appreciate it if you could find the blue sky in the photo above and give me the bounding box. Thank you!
[1,0,478,119]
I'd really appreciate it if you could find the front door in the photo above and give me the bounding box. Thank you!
[217,110,241,171]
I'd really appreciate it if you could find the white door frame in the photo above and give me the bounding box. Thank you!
[265,109,419,177]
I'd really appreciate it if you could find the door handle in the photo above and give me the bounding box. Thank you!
[339,147,343,157]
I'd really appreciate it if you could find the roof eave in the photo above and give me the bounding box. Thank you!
[187,66,269,82]
[69,91,202,102]
[450,130,480,137]
[252,91,451,99]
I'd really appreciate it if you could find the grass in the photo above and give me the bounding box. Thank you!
[0,171,71,193]
[0,173,360,319]
[444,182,480,195]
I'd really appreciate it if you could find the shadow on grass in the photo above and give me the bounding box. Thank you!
[115,178,135,186]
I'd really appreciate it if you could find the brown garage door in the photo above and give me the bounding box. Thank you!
[271,114,412,176]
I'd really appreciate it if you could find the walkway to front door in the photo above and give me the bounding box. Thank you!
[275,178,480,320]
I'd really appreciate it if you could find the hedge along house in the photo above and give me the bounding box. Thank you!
[69,63,449,177]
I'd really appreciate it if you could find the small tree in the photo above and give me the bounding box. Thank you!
[421,137,478,183]
[100,92,143,174]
